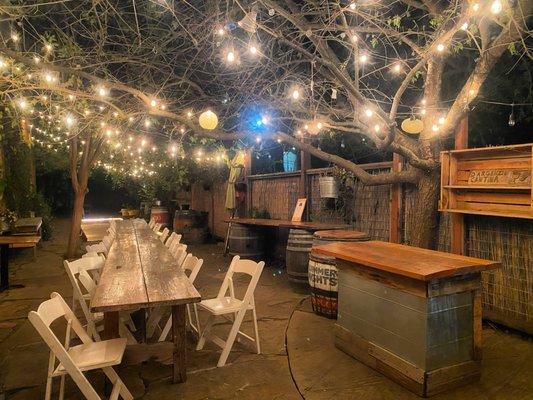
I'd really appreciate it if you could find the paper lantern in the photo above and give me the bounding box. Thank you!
[401,117,423,134]
[199,110,218,130]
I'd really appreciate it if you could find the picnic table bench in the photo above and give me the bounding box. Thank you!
[90,219,200,383]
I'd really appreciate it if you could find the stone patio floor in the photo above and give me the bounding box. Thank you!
[1,219,531,399]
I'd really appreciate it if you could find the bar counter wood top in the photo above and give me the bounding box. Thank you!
[313,240,500,281]
[226,218,349,231]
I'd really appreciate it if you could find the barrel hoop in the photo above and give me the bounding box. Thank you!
[228,235,262,240]
[286,246,312,252]
[310,286,338,298]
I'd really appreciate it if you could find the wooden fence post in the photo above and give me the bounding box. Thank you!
[451,116,468,254]
[389,153,402,243]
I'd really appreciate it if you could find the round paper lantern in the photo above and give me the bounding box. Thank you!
[401,117,423,134]
[199,110,218,130]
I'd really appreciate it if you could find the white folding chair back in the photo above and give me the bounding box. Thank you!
[28,292,133,400]
[159,254,204,341]
[196,256,264,367]
[152,222,162,232]
[159,227,170,243]
[165,232,181,249]
[64,258,104,340]
[148,218,156,229]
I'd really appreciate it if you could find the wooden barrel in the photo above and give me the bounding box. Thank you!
[228,224,264,259]
[173,209,195,232]
[286,229,314,285]
[150,206,169,227]
[309,230,369,318]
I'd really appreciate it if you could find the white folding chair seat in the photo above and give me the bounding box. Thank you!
[54,338,126,375]
[28,292,132,400]
[196,256,264,367]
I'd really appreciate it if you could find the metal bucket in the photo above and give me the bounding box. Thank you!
[319,176,339,198]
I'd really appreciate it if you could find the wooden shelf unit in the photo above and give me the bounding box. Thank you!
[440,143,533,219]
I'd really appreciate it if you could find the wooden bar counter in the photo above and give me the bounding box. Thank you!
[313,241,500,397]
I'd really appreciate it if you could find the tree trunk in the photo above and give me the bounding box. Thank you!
[405,169,441,249]
[66,188,86,259]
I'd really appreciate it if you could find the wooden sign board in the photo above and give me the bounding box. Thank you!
[468,169,531,186]
[291,198,307,222]
[439,143,533,219]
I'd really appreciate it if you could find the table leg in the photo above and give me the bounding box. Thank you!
[172,304,187,383]
[103,311,120,339]
[0,244,9,292]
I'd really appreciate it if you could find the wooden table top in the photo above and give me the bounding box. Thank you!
[0,235,41,246]
[226,218,349,230]
[91,220,200,313]
[313,240,500,281]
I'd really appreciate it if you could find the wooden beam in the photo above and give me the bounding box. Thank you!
[300,145,310,220]
[389,153,402,243]
[243,149,252,217]
[451,115,468,255]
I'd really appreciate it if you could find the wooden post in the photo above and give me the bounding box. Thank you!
[102,311,119,340]
[172,304,187,383]
[389,153,402,243]
[300,146,310,220]
[451,116,468,255]
[244,149,252,217]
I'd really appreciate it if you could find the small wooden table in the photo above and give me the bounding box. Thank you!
[314,241,500,397]
[0,235,41,291]
[90,220,200,383]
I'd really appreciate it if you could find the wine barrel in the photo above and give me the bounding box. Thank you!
[309,230,369,318]
[150,206,170,228]
[286,229,314,285]
[173,209,195,232]
[228,224,264,259]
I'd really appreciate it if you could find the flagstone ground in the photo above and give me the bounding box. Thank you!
[0,219,531,400]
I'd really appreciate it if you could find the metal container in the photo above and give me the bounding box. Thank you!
[319,176,339,198]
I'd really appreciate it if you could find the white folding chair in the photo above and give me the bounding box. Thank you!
[86,242,108,257]
[159,254,204,341]
[148,218,156,229]
[78,270,137,345]
[28,292,133,400]
[159,227,170,243]
[64,258,105,340]
[152,222,162,233]
[165,232,182,249]
[196,256,264,367]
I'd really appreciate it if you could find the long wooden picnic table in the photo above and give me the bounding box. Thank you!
[90,219,200,383]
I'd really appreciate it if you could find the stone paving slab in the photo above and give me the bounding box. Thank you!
[287,299,533,400]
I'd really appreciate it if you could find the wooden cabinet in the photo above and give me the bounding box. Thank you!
[440,143,532,219]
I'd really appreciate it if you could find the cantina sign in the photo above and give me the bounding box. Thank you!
[468,169,531,185]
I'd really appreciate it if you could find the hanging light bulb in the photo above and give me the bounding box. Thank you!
[249,43,258,55]
[359,54,368,63]
[364,108,373,117]
[491,0,502,14]
[508,104,516,126]
[226,50,236,63]
[291,88,300,100]
[461,22,469,31]
[436,43,445,52]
